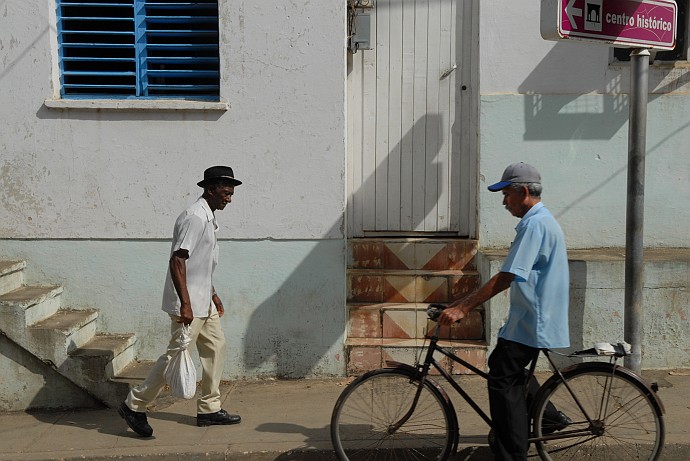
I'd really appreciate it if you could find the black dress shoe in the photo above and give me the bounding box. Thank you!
[118,402,153,437]
[541,411,573,435]
[197,409,241,426]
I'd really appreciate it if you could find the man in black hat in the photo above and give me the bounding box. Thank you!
[438,162,571,461]
[119,166,242,437]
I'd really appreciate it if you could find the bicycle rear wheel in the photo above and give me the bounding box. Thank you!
[331,368,456,461]
[532,363,664,461]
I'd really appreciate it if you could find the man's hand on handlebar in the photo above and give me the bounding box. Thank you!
[437,303,468,326]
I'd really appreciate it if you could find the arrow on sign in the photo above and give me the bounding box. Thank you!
[566,0,582,29]
[542,0,676,50]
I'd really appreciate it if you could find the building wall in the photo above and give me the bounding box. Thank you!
[0,1,347,378]
[476,1,689,371]
[478,0,690,249]
[479,249,690,370]
[1,240,346,379]
[0,334,101,411]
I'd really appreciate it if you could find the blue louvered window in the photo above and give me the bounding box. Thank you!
[56,0,220,100]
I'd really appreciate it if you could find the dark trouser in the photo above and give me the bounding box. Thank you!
[488,338,539,461]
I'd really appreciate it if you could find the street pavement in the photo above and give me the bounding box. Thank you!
[0,369,688,461]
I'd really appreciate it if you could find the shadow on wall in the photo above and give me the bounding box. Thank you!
[0,333,101,411]
[240,114,445,377]
[550,260,587,370]
[546,109,690,221]
[567,261,586,352]
[0,23,50,83]
[518,42,690,222]
[519,40,690,142]
[518,43,629,141]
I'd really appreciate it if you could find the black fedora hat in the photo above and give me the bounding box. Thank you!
[197,166,242,187]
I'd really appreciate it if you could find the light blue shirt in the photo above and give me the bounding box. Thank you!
[498,202,570,349]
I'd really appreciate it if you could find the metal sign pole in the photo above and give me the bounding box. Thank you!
[624,48,649,374]
[540,0,676,374]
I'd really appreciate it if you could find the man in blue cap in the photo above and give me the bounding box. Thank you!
[438,162,571,461]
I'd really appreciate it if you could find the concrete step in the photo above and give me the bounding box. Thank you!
[346,238,485,376]
[0,285,63,329]
[348,302,484,341]
[28,308,99,362]
[66,333,138,407]
[345,337,487,376]
[348,269,480,303]
[0,259,146,410]
[349,238,479,271]
[71,333,137,379]
[110,359,175,403]
[111,359,156,385]
[0,260,25,295]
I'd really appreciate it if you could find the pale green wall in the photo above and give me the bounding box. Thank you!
[0,335,100,411]
[478,94,690,249]
[0,239,347,379]
[478,250,690,370]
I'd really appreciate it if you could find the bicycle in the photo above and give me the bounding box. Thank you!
[331,304,665,461]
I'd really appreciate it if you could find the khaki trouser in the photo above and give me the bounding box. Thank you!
[126,312,226,414]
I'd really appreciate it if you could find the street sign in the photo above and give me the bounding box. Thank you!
[541,0,677,49]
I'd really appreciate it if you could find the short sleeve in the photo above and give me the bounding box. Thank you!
[501,223,544,282]
[172,214,205,256]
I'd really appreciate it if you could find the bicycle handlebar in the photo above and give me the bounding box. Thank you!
[426,303,446,322]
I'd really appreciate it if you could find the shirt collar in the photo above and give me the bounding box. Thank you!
[198,197,215,223]
[516,201,544,230]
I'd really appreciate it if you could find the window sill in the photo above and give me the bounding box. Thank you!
[43,99,229,111]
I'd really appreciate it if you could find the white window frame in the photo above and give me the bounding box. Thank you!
[47,0,228,110]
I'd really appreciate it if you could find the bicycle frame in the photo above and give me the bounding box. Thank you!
[387,325,636,444]
[332,303,665,461]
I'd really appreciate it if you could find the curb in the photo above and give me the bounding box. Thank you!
[3,444,689,461]
[0,449,339,461]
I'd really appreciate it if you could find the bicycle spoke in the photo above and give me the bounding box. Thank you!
[533,366,663,461]
[332,369,453,461]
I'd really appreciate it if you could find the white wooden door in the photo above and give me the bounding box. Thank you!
[347,0,477,237]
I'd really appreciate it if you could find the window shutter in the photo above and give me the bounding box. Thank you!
[57,0,137,97]
[56,0,220,100]
[142,1,220,98]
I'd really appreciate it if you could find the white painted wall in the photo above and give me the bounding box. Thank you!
[0,1,346,240]
[0,0,348,381]
[478,0,690,249]
[480,0,690,95]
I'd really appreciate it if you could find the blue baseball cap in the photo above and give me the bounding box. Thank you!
[488,162,541,192]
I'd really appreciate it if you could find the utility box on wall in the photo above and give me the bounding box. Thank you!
[350,11,372,51]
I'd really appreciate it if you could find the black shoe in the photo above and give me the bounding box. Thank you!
[541,411,572,435]
[197,409,241,426]
[118,402,153,437]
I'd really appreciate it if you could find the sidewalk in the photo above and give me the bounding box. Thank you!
[0,370,688,461]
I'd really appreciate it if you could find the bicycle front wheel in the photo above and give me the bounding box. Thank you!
[532,363,664,461]
[331,368,456,461]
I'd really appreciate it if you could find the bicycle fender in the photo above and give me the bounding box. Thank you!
[384,361,460,453]
[383,361,454,404]
[537,361,665,415]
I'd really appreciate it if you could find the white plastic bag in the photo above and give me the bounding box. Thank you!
[164,324,197,399]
